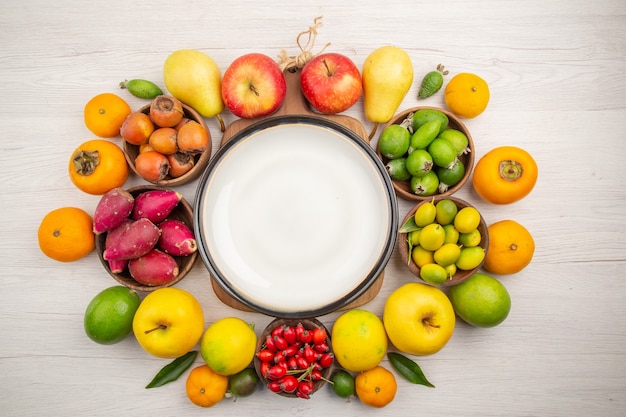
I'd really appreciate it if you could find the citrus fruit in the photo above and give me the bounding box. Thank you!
[483,219,535,274]
[454,206,481,233]
[330,369,355,398]
[84,286,140,345]
[434,243,461,267]
[200,317,257,376]
[84,93,132,138]
[378,124,410,159]
[228,367,260,398]
[38,207,95,262]
[456,246,486,270]
[435,199,458,225]
[472,146,538,204]
[420,262,448,285]
[418,223,445,251]
[355,366,397,408]
[444,72,490,118]
[186,364,228,407]
[331,309,387,372]
[411,245,434,268]
[459,229,482,247]
[448,272,511,327]
[414,200,436,227]
[443,224,460,244]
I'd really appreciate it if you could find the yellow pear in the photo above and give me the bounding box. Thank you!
[362,46,414,126]
[163,49,225,130]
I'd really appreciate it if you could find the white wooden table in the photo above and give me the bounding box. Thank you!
[1,1,625,416]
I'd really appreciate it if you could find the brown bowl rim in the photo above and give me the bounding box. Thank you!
[254,317,333,398]
[123,101,212,187]
[95,185,198,292]
[376,106,475,202]
[398,195,489,286]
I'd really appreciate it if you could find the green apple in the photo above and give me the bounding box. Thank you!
[383,282,455,355]
[132,287,205,358]
[448,272,511,327]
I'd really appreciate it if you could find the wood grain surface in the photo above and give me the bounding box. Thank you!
[1,1,625,416]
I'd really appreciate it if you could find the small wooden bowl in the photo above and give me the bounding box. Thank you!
[95,185,198,292]
[123,102,212,187]
[254,318,333,399]
[376,106,474,202]
[398,196,489,286]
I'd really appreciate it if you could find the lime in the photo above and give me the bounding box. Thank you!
[454,207,481,233]
[434,243,461,267]
[411,245,434,267]
[413,200,436,227]
[448,273,511,327]
[459,229,482,247]
[200,317,257,376]
[412,108,448,134]
[410,171,439,196]
[443,224,460,244]
[386,158,411,181]
[420,263,448,285]
[228,367,260,397]
[84,286,140,345]
[419,223,445,251]
[405,149,433,177]
[408,119,441,152]
[330,369,355,398]
[379,124,410,159]
[436,160,466,192]
[456,246,486,270]
[435,199,458,225]
[428,138,457,168]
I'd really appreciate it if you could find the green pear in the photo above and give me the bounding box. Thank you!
[362,46,414,126]
[163,49,225,130]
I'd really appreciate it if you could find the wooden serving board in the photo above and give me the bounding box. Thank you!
[209,68,385,315]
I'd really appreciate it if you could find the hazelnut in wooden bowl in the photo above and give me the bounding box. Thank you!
[376,106,474,202]
[254,318,333,399]
[398,196,488,286]
[95,185,198,292]
[122,96,212,187]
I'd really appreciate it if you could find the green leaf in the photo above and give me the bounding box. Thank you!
[399,216,419,234]
[145,350,198,389]
[387,352,435,388]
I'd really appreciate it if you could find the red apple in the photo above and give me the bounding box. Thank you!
[221,53,287,119]
[300,52,363,114]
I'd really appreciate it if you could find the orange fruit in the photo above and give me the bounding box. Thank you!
[186,364,228,408]
[84,93,132,138]
[38,207,95,262]
[355,366,397,408]
[444,73,490,118]
[484,219,535,275]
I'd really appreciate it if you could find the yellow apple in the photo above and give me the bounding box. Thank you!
[383,282,455,355]
[132,287,204,358]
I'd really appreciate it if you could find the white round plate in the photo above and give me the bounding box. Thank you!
[194,116,397,317]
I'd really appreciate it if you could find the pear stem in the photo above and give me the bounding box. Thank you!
[215,113,225,132]
[368,123,379,140]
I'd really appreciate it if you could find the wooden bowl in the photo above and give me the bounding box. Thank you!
[398,196,489,286]
[95,185,198,292]
[376,106,474,202]
[254,318,333,399]
[123,102,212,187]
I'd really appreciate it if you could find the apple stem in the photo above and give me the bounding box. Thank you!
[322,59,333,77]
[249,83,260,97]
[144,324,167,335]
